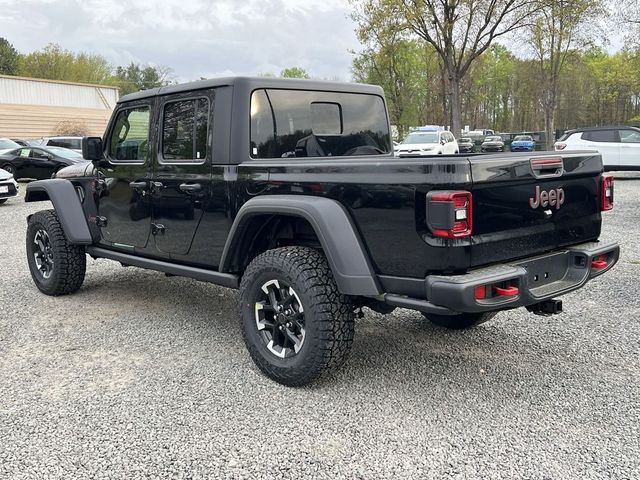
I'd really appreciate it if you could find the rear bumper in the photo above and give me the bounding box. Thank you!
[381,241,619,315]
[0,180,19,199]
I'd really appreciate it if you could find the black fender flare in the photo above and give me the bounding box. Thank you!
[220,195,382,296]
[25,179,92,245]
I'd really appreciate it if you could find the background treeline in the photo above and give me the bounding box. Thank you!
[353,41,640,138]
[0,39,172,96]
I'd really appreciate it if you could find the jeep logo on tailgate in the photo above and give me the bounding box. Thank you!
[529,185,565,210]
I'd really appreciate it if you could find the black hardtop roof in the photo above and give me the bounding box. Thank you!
[118,76,385,103]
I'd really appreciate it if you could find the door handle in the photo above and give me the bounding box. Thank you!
[179,183,202,192]
[129,181,147,190]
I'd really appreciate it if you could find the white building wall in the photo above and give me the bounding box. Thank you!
[0,75,119,110]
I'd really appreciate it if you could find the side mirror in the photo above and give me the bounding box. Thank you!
[82,136,103,161]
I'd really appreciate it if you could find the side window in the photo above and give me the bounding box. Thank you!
[619,130,640,143]
[30,149,49,159]
[582,130,618,143]
[108,106,151,162]
[249,89,391,158]
[162,97,209,162]
[19,148,31,157]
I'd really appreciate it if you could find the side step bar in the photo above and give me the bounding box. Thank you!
[86,247,240,289]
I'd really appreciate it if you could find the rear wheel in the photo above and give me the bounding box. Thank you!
[240,246,354,386]
[2,164,15,176]
[26,210,86,296]
[423,311,495,330]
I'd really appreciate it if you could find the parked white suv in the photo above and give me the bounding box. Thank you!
[554,127,640,171]
[395,128,459,156]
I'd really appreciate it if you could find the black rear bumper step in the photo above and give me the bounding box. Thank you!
[382,241,619,315]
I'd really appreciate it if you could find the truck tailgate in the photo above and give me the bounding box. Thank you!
[469,152,603,267]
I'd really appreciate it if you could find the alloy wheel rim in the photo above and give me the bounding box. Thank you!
[255,279,306,358]
[33,229,54,279]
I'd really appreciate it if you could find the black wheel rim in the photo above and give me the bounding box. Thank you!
[4,165,14,175]
[255,279,305,358]
[33,229,54,279]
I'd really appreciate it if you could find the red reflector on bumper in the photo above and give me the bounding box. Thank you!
[493,286,519,297]
[474,285,486,299]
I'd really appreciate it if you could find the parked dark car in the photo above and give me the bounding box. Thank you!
[480,135,505,152]
[0,146,87,180]
[457,137,474,153]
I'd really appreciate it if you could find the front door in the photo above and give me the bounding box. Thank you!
[618,128,640,168]
[151,93,213,256]
[96,101,154,249]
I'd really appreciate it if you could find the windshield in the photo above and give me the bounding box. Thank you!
[47,147,84,159]
[484,136,501,142]
[402,132,439,144]
[0,139,20,150]
[514,136,532,141]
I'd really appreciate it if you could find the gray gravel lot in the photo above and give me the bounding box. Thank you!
[1,175,639,479]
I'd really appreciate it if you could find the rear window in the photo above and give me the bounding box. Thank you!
[582,130,618,143]
[250,89,390,158]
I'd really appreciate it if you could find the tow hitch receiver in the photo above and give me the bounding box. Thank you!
[526,299,563,316]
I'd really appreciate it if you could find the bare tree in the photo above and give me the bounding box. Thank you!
[352,0,537,136]
[527,0,604,148]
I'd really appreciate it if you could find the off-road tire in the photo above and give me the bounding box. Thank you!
[423,311,496,330]
[26,209,86,296]
[240,246,354,386]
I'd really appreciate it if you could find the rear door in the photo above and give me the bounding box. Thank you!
[581,130,620,168]
[469,152,603,267]
[29,148,56,179]
[151,91,213,257]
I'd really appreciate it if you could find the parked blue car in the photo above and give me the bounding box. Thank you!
[510,135,536,152]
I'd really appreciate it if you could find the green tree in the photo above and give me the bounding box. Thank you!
[113,63,173,95]
[0,37,20,75]
[351,0,537,136]
[280,67,310,78]
[527,0,605,147]
[18,44,112,84]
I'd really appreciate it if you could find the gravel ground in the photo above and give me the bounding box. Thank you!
[0,175,639,479]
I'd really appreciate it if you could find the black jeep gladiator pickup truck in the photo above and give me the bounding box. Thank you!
[24,77,619,386]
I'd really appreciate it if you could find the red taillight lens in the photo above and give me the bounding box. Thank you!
[555,143,567,151]
[427,191,473,238]
[601,175,614,211]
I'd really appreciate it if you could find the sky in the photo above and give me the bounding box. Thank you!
[0,0,362,82]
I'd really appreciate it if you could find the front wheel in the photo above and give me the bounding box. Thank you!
[423,311,495,330]
[240,246,354,386]
[26,210,86,296]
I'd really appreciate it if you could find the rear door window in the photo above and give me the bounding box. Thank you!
[161,97,210,162]
[250,89,390,158]
[582,130,619,143]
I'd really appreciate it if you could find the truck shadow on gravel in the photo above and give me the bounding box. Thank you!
[76,265,563,389]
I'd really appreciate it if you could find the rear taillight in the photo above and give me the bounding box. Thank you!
[426,191,473,238]
[601,175,614,211]
[555,142,567,151]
